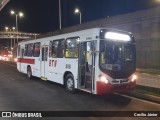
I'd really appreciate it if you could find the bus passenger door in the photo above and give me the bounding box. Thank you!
[78,41,96,93]
[41,46,48,80]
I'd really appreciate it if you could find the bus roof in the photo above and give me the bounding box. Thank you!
[19,27,132,44]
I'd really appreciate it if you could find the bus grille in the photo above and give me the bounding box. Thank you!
[111,79,129,84]
[113,85,127,89]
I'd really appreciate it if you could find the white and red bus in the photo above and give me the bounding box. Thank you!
[17,28,137,94]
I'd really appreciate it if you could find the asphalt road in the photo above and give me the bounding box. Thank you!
[0,61,159,120]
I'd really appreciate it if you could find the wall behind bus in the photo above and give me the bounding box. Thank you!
[39,7,160,69]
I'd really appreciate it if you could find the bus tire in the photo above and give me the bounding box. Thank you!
[65,74,75,93]
[27,66,32,79]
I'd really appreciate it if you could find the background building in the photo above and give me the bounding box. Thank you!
[41,7,160,69]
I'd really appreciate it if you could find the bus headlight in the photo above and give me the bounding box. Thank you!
[131,74,137,82]
[8,54,13,57]
[14,58,17,62]
[100,75,109,84]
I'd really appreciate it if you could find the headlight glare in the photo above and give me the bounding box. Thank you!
[131,74,137,82]
[100,75,109,84]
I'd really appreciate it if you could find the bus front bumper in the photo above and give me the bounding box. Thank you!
[96,81,136,94]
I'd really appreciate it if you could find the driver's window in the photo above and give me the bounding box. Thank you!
[100,41,115,64]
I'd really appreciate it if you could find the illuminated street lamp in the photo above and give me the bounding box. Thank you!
[74,8,81,24]
[12,27,15,31]
[5,26,16,31]
[5,26,9,31]
[4,26,15,52]
[10,10,24,43]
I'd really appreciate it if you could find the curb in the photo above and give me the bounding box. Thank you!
[125,91,160,104]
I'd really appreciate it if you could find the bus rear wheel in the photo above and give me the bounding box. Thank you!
[27,67,32,79]
[65,74,75,93]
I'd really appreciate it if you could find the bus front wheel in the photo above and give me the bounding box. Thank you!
[65,74,75,93]
[27,67,32,79]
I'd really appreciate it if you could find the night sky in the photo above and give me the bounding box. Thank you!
[0,0,159,33]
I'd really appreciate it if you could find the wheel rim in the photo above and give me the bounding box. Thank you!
[67,78,73,91]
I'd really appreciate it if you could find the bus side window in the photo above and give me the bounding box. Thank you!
[66,37,79,58]
[27,43,33,57]
[59,39,65,58]
[21,49,24,58]
[50,39,65,58]
[33,42,40,57]
[49,41,52,57]
[18,45,20,56]
[52,41,58,58]
[24,44,28,56]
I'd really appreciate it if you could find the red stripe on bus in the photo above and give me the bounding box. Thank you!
[17,58,35,64]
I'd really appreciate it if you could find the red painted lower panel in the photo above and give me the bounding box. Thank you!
[96,81,136,94]
[17,58,35,64]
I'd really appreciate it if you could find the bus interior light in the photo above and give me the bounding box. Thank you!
[105,32,131,41]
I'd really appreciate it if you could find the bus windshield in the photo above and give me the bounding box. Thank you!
[99,40,136,78]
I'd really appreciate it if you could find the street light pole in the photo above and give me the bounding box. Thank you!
[79,12,81,24]
[4,26,14,53]
[74,8,82,24]
[15,14,18,43]
[11,37,13,52]
[59,0,62,29]
[10,10,24,44]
